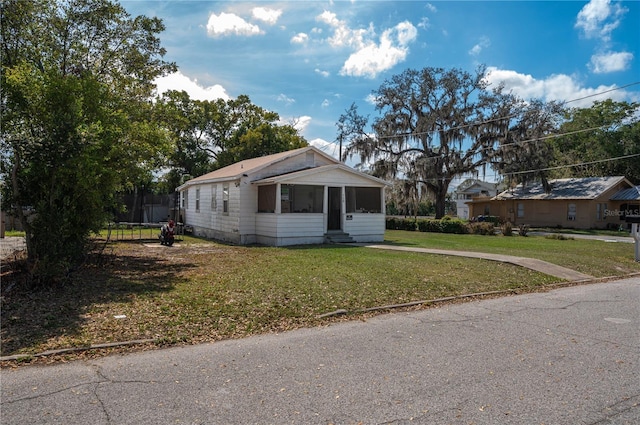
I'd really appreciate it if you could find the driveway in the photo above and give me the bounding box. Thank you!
[2,277,638,424]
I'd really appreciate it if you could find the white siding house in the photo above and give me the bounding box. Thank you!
[177,146,389,246]
[453,179,499,219]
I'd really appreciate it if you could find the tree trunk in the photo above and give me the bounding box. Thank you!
[434,181,449,219]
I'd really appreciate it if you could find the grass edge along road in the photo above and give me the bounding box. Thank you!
[2,230,639,365]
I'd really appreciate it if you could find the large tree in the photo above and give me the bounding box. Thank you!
[488,99,565,191]
[339,66,534,218]
[1,0,175,283]
[156,91,307,190]
[549,100,640,183]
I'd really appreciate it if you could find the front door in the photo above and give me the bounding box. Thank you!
[328,187,341,231]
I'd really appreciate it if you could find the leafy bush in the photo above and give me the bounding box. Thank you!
[501,221,513,236]
[414,218,469,234]
[416,219,441,233]
[518,224,530,237]
[441,218,469,234]
[468,222,496,235]
[386,217,417,231]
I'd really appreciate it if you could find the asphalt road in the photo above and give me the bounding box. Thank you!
[2,277,639,425]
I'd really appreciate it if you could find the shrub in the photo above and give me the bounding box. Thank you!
[501,221,513,236]
[468,222,496,235]
[416,219,441,233]
[518,224,530,237]
[386,217,417,231]
[389,217,471,235]
[386,217,400,230]
[440,218,469,234]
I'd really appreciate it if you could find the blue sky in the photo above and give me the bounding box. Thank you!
[122,0,639,165]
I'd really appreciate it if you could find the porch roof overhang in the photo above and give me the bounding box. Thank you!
[176,146,340,191]
[251,164,390,187]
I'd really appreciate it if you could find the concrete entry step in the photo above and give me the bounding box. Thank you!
[324,231,355,244]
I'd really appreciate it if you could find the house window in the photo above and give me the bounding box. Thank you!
[258,185,277,213]
[195,188,200,212]
[211,185,217,211]
[280,184,324,213]
[517,203,524,218]
[596,203,607,220]
[345,187,381,213]
[223,185,229,214]
[181,190,188,209]
[567,203,577,221]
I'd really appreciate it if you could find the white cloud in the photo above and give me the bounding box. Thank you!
[207,12,262,37]
[291,32,309,44]
[315,68,330,77]
[154,71,230,101]
[425,3,437,13]
[316,10,374,49]
[251,7,282,25]
[417,17,430,30]
[321,99,330,108]
[280,115,312,134]
[484,67,629,107]
[575,0,627,42]
[590,51,633,73]
[365,93,379,105]
[276,93,295,105]
[469,36,490,56]
[340,21,417,79]
[309,138,340,160]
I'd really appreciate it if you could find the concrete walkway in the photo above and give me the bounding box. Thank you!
[529,231,634,243]
[357,244,595,281]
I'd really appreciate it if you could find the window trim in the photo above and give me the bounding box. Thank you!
[516,202,524,218]
[567,203,577,221]
[222,184,229,215]
[181,190,188,210]
[211,185,217,212]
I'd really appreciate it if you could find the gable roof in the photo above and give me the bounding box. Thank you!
[455,179,497,194]
[494,176,632,201]
[610,185,640,201]
[177,146,339,189]
[252,164,390,186]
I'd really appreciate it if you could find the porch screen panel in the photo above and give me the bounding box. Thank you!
[346,187,381,213]
[281,185,323,213]
[258,185,277,213]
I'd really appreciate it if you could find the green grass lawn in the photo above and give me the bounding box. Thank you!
[384,230,640,277]
[2,230,638,362]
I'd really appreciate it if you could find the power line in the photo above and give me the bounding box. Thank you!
[503,153,640,176]
[563,81,640,105]
[479,124,608,154]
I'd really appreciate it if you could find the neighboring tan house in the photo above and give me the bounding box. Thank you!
[468,176,638,229]
[176,146,389,246]
[453,179,499,219]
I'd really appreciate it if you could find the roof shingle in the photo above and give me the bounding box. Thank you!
[494,176,629,200]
